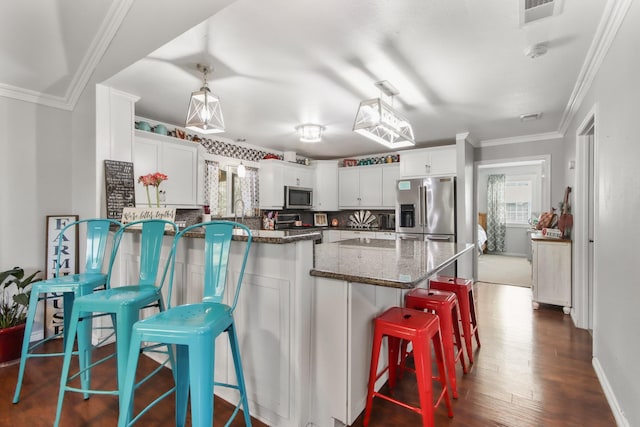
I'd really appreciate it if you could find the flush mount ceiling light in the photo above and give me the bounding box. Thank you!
[353,80,415,149]
[295,124,325,143]
[185,64,225,134]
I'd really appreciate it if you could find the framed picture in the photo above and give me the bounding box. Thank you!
[45,215,79,338]
[314,213,328,227]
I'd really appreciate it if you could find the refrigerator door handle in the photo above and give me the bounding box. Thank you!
[418,185,424,226]
[398,234,420,240]
[426,235,452,241]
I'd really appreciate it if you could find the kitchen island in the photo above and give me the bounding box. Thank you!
[113,230,473,427]
[309,238,475,427]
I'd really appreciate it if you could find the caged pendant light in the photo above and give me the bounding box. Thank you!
[185,64,225,134]
[353,80,415,149]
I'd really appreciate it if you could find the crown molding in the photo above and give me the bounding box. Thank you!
[65,0,134,110]
[557,0,632,135]
[479,131,563,147]
[0,0,133,112]
[0,83,71,110]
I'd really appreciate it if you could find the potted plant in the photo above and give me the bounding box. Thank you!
[0,267,42,364]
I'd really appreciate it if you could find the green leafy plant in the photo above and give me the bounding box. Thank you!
[0,267,42,329]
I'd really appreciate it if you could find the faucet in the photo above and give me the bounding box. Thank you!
[234,198,245,224]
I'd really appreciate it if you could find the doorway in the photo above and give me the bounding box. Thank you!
[574,107,597,331]
[474,156,551,287]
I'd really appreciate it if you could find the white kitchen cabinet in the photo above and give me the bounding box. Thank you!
[259,159,314,209]
[399,146,456,178]
[311,278,404,426]
[284,163,313,188]
[338,166,384,208]
[259,159,285,209]
[531,238,572,313]
[312,160,339,211]
[381,164,400,207]
[322,229,342,243]
[374,231,396,240]
[340,230,376,240]
[134,132,198,207]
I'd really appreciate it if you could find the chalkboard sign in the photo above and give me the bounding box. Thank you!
[104,160,136,219]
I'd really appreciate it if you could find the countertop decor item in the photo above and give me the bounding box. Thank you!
[137,172,168,207]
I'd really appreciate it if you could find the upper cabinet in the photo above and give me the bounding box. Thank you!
[313,160,339,211]
[259,159,315,209]
[259,160,285,209]
[133,131,198,207]
[285,164,313,188]
[399,146,456,178]
[339,164,397,209]
[381,164,400,207]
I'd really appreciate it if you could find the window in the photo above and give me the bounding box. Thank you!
[505,180,531,224]
[204,160,259,217]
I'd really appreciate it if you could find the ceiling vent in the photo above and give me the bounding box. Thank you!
[520,0,563,26]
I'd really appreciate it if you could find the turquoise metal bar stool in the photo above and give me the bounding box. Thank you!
[13,218,122,403]
[53,219,178,427]
[118,221,253,427]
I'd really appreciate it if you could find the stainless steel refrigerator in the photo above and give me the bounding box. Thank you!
[395,176,456,240]
[395,176,457,274]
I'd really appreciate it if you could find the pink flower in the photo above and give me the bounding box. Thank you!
[137,172,168,207]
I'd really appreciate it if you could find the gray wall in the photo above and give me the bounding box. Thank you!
[562,1,640,424]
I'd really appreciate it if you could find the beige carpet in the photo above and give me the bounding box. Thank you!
[477,254,532,287]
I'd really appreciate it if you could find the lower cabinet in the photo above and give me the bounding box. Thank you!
[322,229,342,243]
[531,238,572,313]
[310,278,408,426]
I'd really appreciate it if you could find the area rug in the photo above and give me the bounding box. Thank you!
[477,254,532,287]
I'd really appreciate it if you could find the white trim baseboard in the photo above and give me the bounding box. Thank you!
[593,356,629,426]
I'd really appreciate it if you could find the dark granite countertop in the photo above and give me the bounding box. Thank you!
[311,238,475,288]
[123,226,321,244]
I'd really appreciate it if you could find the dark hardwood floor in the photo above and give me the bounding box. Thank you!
[1,283,615,426]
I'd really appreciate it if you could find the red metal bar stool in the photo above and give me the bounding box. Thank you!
[404,288,467,398]
[364,307,453,426]
[429,276,480,363]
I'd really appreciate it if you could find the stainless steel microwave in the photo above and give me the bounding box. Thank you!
[284,186,313,209]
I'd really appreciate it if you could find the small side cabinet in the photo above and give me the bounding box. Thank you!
[531,238,572,314]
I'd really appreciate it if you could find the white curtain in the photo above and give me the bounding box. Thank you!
[237,167,259,216]
[487,174,506,252]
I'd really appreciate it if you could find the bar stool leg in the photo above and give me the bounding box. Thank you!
[364,327,383,426]
[469,288,481,348]
[412,336,435,426]
[431,329,454,418]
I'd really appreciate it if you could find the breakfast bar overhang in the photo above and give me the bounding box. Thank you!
[309,238,475,427]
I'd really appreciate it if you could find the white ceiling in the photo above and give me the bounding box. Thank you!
[1,0,609,159]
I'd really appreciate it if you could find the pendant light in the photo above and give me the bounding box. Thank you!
[237,162,246,178]
[353,80,415,149]
[185,64,225,134]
